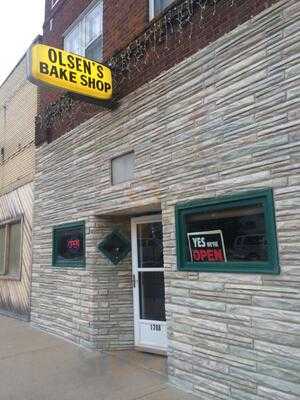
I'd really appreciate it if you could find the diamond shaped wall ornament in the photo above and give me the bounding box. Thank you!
[98,230,131,265]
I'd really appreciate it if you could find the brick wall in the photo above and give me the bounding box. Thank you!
[32,1,300,398]
[38,0,280,143]
[103,0,149,59]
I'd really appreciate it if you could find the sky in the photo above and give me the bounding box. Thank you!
[0,0,44,85]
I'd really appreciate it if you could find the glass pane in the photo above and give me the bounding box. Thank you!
[64,25,82,55]
[154,0,173,15]
[137,222,163,269]
[85,4,102,46]
[111,152,135,185]
[56,227,84,263]
[139,271,166,321]
[185,203,268,263]
[85,36,103,61]
[0,226,5,275]
[8,222,21,275]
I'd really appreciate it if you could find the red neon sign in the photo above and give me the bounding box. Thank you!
[67,239,80,250]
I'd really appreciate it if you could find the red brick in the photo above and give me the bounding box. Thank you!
[38,0,281,144]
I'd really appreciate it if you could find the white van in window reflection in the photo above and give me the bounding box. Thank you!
[231,234,267,261]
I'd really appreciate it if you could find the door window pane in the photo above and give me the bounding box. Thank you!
[176,189,279,273]
[137,222,163,269]
[139,271,166,321]
[7,222,21,276]
[0,227,5,275]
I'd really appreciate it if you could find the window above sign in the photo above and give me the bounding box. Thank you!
[64,1,103,61]
[52,221,85,268]
[176,189,280,274]
[149,0,174,19]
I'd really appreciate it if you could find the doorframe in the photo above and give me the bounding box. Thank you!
[131,214,167,354]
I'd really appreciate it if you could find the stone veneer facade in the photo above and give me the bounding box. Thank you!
[32,1,300,399]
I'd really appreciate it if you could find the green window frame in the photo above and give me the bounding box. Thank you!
[52,221,86,268]
[98,230,131,265]
[175,189,280,274]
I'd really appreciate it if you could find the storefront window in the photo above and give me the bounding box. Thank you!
[176,189,279,273]
[137,222,165,321]
[52,221,85,268]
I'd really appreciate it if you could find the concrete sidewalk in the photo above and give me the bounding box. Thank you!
[0,316,198,400]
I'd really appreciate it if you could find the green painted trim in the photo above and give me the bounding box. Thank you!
[98,230,131,265]
[52,221,86,269]
[175,189,280,274]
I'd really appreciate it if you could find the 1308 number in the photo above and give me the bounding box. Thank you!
[150,324,161,332]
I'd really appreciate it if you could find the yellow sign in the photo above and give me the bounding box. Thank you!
[27,44,112,101]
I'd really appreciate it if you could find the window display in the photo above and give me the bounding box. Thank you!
[52,221,85,268]
[176,189,279,273]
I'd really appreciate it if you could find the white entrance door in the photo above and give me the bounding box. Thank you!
[131,215,167,353]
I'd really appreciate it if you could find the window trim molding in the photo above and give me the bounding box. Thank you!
[0,216,23,281]
[175,189,280,274]
[52,221,86,269]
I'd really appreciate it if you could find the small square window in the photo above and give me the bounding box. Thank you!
[111,152,135,185]
[52,221,85,268]
[176,189,280,274]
